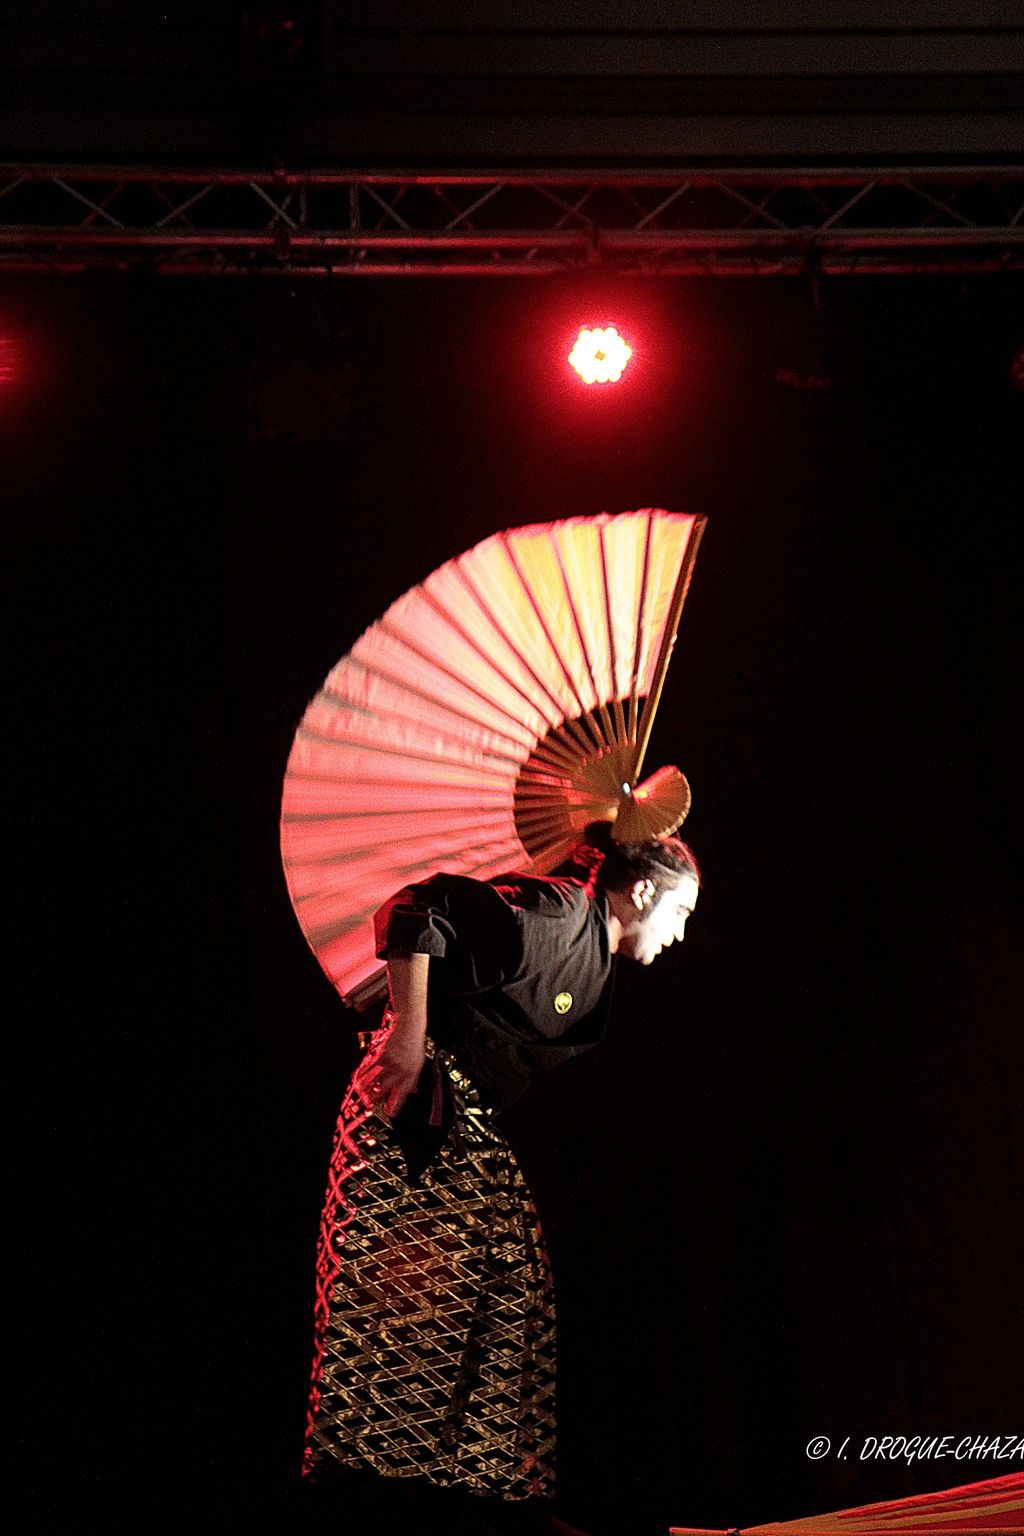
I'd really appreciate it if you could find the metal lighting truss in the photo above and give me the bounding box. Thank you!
[0,165,1021,276]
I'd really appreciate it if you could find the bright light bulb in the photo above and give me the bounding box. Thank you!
[568,326,633,384]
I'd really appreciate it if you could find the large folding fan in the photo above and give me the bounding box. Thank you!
[281,507,705,1007]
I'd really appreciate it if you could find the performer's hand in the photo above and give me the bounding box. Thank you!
[361,1028,425,1117]
[357,954,430,1117]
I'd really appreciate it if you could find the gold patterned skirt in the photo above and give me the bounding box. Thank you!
[303,1030,557,1500]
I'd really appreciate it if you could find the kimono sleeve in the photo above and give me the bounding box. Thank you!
[373,874,522,994]
[374,881,454,959]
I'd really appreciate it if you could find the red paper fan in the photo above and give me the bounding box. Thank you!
[670,1471,1024,1535]
[281,508,705,1006]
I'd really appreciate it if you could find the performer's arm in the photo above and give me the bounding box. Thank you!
[368,953,429,1117]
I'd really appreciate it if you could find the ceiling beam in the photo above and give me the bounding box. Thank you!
[2,165,1020,276]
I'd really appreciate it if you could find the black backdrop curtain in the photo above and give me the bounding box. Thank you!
[8,272,1022,1534]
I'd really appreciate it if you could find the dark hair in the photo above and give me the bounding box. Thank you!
[572,821,701,897]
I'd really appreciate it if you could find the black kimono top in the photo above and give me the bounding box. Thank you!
[374,872,616,1111]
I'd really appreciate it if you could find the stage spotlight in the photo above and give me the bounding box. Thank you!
[569,326,633,384]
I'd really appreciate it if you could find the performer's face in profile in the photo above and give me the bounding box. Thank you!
[614,873,700,965]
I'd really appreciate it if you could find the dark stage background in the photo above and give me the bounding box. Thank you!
[7,273,1023,1533]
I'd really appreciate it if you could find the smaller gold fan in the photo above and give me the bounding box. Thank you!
[515,727,693,869]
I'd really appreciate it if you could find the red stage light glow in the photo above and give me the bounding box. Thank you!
[0,337,19,384]
[568,326,633,384]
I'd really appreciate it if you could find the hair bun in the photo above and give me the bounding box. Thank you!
[582,820,615,852]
